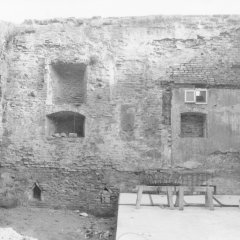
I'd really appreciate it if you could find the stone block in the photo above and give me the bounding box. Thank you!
[60,132,67,137]
[69,133,77,138]
[53,133,61,138]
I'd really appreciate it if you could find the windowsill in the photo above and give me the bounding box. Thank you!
[46,136,84,141]
[180,136,207,138]
[185,102,207,104]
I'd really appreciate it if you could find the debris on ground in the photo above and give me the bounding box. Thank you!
[79,212,88,217]
[0,207,116,240]
[85,229,112,239]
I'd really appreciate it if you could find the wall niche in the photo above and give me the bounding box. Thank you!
[47,111,85,138]
[180,112,207,138]
[50,62,87,105]
[32,182,42,201]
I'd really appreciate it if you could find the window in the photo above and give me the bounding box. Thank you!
[185,90,195,103]
[185,89,207,104]
[195,89,207,104]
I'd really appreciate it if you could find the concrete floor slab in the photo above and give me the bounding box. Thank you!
[116,193,240,240]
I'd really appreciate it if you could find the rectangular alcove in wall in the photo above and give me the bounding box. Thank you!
[181,112,207,138]
[46,111,85,137]
[50,62,87,105]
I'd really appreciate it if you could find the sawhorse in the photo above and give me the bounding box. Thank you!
[136,185,214,210]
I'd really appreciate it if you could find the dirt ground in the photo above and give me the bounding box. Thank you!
[0,207,117,240]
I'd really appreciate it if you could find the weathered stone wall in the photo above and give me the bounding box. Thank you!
[0,21,15,140]
[1,16,240,212]
[0,165,142,215]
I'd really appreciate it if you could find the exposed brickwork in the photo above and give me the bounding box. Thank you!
[0,16,240,213]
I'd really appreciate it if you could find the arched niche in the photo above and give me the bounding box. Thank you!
[32,182,42,201]
[47,111,85,137]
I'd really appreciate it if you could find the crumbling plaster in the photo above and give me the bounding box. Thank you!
[0,15,240,211]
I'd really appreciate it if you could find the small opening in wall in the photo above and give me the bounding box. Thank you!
[33,183,42,201]
[181,112,207,138]
[47,111,85,137]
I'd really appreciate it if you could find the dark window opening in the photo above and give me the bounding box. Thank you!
[195,90,207,103]
[47,111,85,137]
[33,183,41,201]
[181,112,207,138]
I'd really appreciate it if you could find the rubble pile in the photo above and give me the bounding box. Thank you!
[0,228,37,240]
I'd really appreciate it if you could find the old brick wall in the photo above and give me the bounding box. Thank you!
[0,21,16,140]
[0,164,142,215]
[1,16,240,212]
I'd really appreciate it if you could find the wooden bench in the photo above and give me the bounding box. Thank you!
[136,185,214,210]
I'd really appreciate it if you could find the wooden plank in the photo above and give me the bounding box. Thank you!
[135,185,214,193]
[136,185,176,192]
[175,191,179,207]
[136,186,143,209]
[178,186,184,211]
[212,196,224,207]
[174,170,215,174]
[207,187,214,210]
[205,191,209,207]
[149,194,154,206]
[167,187,174,210]
[181,186,214,192]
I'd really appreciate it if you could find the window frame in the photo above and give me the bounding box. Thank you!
[184,89,196,103]
[184,89,208,104]
[195,89,207,104]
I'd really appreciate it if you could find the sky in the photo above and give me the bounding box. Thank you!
[0,0,240,23]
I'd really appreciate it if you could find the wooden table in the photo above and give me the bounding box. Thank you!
[136,185,214,210]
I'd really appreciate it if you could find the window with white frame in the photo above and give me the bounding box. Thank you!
[185,90,195,103]
[184,89,207,104]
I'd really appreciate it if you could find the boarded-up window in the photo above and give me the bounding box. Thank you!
[181,112,207,137]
